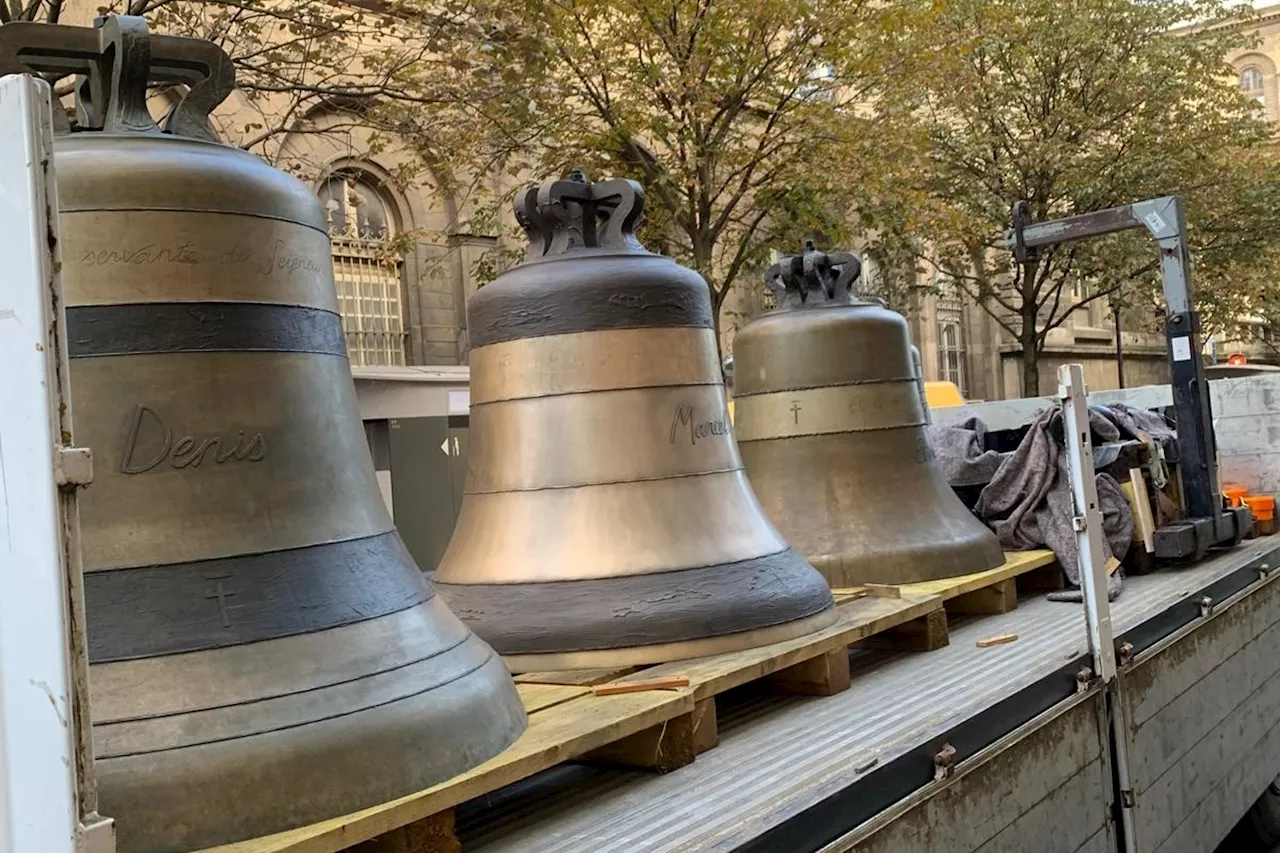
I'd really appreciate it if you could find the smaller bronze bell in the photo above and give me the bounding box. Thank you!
[732,244,1005,588]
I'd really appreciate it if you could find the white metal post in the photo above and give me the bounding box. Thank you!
[1057,364,1117,682]
[0,74,110,853]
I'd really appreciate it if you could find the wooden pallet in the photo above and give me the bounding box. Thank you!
[195,591,940,853]
[843,549,1059,652]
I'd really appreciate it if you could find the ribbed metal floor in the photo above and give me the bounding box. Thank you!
[460,539,1280,853]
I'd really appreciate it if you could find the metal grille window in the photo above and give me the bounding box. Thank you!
[318,173,407,366]
[936,278,966,393]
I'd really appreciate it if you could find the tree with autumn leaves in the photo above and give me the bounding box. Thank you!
[1,0,534,183]
[474,0,926,351]
[870,0,1280,395]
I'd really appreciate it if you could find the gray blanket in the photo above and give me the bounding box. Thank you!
[929,405,1138,601]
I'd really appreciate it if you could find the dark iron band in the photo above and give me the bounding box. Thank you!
[67,302,348,358]
[434,548,833,654]
[467,279,713,348]
[85,531,430,663]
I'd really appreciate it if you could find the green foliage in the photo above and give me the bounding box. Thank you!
[874,0,1280,395]
[478,0,926,345]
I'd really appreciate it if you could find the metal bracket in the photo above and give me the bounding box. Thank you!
[55,447,93,489]
[76,815,116,853]
[1059,364,1118,683]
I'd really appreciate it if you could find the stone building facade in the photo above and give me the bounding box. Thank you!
[53,1,1278,396]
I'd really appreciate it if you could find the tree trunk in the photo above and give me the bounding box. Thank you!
[1020,329,1040,398]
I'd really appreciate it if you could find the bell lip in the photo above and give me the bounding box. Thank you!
[95,640,527,853]
[434,548,835,654]
[808,537,1008,588]
[500,607,839,673]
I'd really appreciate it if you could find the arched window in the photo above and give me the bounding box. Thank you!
[318,171,407,367]
[1241,65,1265,94]
[936,278,966,393]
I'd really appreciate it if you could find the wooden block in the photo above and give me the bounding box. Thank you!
[764,648,851,697]
[692,698,718,754]
[514,667,639,686]
[593,676,689,696]
[857,609,949,652]
[348,810,459,853]
[1129,467,1157,554]
[947,578,1017,615]
[581,708,697,773]
[863,583,902,599]
[976,633,1019,648]
[1017,562,1066,592]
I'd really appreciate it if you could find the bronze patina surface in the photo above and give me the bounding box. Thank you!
[433,173,836,670]
[1,17,526,853]
[732,244,1005,588]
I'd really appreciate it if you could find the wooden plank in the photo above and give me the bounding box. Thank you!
[514,667,638,686]
[948,578,1018,615]
[196,689,694,853]
[593,676,689,696]
[1130,468,1157,554]
[897,550,1056,602]
[515,683,590,714]
[618,593,941,702]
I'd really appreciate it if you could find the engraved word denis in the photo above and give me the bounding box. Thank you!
[669,402,731,446]
[259,239,326,277]
[120,405,266,474]
[81,243,198,267]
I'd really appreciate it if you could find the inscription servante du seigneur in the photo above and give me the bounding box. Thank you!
[78,239,324,277]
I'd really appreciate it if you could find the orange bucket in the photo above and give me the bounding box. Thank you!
[1245,495,1276,521]
[1224,486,1250,507]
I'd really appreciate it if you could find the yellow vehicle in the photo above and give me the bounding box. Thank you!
[924,380,966,409]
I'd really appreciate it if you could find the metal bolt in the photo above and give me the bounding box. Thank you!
[1118,643,1135,666]
[1199,596,1214,617]
[933,743,957,782]
[1075,667,1094,692]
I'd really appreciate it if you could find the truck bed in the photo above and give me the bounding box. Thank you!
[457,538,1280,853]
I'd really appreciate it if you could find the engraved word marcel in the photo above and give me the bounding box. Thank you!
[669,402,732,446]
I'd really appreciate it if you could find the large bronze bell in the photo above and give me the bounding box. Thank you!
[0,19,526,853]
[732,245,1005,587]
[433,174,836,672]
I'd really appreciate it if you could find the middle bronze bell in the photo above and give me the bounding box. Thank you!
[432,174,837,672]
